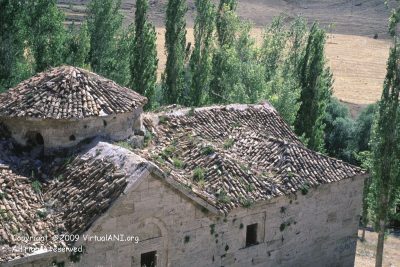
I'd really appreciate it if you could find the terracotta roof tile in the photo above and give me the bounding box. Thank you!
[142,104,366,213]
[0,165,65,262]
[0,157,127,263]
[44,158,127,235]
[0,66,147,120]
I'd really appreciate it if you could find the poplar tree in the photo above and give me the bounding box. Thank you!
[370,41,400,267]
[0,0,32,92]
[131,0,158,109]
[189,0,215,106]
[163,0,187,105]
[216,0,237,46]
[210,4,238,103]
[294,23,332,152]
[65,23,91,68]
[87,0,123,76]
[26,0,66,72]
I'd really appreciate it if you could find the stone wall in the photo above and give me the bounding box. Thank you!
[0,108,142,152]
[5,173,365,267]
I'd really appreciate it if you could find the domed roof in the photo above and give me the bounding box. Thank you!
[0,66,147,120]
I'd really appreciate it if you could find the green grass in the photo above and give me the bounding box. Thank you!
[193,167,205,182]
[115,141,132,150]
[161,145,175,159]
[173,158,184,168]
[223,138,235,149]
[202,146,215,155]
[159,115,168,124]
[239,197,253,208]
[193,167,205,181]
[217,190,231,204]
[31,180,42,194]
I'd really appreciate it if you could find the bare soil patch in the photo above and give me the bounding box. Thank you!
[356,230,400,267]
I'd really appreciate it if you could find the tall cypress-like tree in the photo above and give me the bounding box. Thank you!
[216,0,237,46]
[163,0,187,105]
[87,0,123,76]
[189,0,215,106]
[65,22,91,68]
[26,0,66,72]
[131,0,158,109]
[210,4,239,103]
[294,23,332,152]
[0,0,32,92]
[371,42,400,267]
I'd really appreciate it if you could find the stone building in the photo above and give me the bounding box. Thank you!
[0,66,147,153]
[0,103,367,267]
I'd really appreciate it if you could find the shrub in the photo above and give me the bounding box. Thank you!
[193,167,205,182]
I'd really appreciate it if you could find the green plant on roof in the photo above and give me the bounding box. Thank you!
[240,164,249,172]
[165,145,175,155]
[239,197,253,208]
[245,183,254,192]
[158,115,168,124]
[31,180,42,194]
[217,190,230,204]
[37,208,48,219]
[223,138,234,149]
[187,107,195,116]
[232,121,241,128]
[300,183,310,195]
[161,145,175,159]
[197,178,206,189]
[202,146,214,155]
[173,158,184,169]
[115,141,132,150]
[0,190,5,200]
[193,167,205,182]
[144,131,153,147]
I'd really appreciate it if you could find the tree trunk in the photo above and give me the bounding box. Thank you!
[375,192,389,267]
[361,227,366,242]
[375,219,386,267]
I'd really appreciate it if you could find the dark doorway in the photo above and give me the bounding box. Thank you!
[24,131,44,158]
[141,251,157,267]
[246,223,258,247]
[25,131,44,146]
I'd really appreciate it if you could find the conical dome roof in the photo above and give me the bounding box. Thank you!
[0,66,147,120]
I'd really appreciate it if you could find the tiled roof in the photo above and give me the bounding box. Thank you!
[0,66,147,120]
[0,165,64,262]
[141,104,366,213]
[44,158,127,235]
[0,157,127,263]
[0,103,367,262]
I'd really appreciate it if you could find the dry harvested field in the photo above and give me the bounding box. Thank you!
[57,0,394,109]
[355,230,400,267]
